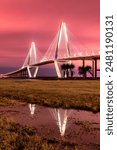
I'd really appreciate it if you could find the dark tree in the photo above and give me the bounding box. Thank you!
[69,63,75,77]
[61,63,75,78]
[78,65,91,78]
[61,64,67,78]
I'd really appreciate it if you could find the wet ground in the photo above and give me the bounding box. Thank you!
[0,102,100,150]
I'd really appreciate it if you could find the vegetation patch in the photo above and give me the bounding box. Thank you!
[0,97,15,106]
[0,116,99,150]
[74,120,100,132]
[0,79,100,112]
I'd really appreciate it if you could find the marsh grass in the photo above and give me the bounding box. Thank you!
[0,116,79,150]
[0,116,100,150]
[0,97,15,106]
[0,79,100,112]
[74,120,100,132]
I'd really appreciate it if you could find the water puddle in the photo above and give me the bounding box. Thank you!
[0,102,100,147]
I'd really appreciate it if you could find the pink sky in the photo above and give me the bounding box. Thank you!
[0,0,99,70]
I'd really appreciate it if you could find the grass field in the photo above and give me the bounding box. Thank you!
[0,79,100,112]
[0,116,99,150]
[0,116,78,150]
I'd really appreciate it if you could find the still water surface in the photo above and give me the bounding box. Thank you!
[0,102,100,148]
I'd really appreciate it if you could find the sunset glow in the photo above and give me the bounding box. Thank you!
[0,0,99,72]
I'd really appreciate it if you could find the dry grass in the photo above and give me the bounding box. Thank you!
[0,79,100,112]
[0,116,100,150]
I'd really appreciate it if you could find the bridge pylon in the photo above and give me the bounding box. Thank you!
[22,42,40,78]
[41,22,75,78]
[54,22,71,78]
[55,22,71,59]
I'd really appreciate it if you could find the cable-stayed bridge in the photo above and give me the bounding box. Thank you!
[3,22,100,78]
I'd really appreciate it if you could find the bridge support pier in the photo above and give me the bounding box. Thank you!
[94,59,97,78]
[82,59,85,78]
[27,66,39,78]
[92,60,95,78]
[54,60,62,78]
[92,59,98,78]
[82,59,85,68]
[27,66,32,78]
[33,67,39,78]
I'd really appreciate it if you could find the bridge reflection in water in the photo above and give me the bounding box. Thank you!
[0,102,100,148]
[29,103,70,136]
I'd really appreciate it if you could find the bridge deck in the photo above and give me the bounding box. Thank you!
[3,55,100,77]
[32,55,100,66]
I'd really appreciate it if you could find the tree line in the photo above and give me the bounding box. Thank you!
[61,63,92,78]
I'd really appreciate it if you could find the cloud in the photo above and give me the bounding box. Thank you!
[0,0,99,72]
